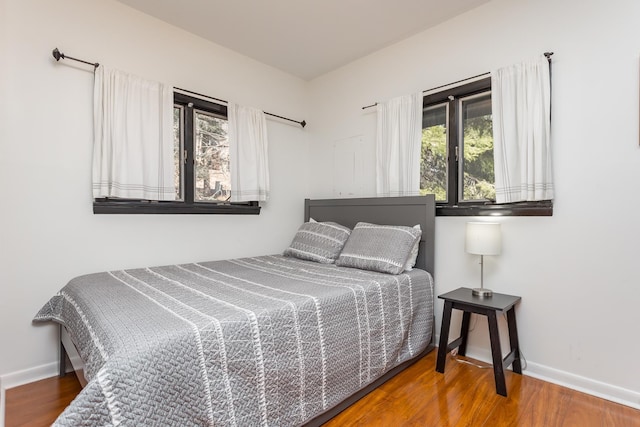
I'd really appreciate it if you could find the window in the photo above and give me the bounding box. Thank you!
[173,93,232,203]
[94,92,260,214]
[421,78,551,216]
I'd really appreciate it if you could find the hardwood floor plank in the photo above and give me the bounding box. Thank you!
[483,373,571,427]
[5,373,82,427]
[5,351,640,426]
[428,361,497,426]
[324,351,640,427]
[602,400,640,427]
[560,390,640,427]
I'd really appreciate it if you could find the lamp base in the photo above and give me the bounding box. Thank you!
[472,287,493,298]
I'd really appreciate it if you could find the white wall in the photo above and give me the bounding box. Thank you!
[0,0,309,390]
[308,0,640,407]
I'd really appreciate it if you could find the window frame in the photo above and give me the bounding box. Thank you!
[93,92,260,215]
[422,77,552,217]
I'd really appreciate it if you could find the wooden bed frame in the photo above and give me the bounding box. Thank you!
[58,195,437,425]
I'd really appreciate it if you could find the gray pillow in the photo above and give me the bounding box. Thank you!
[284,221,351,264]
[336,222,422,274]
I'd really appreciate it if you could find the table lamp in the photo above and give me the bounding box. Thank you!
[465,222,501,297]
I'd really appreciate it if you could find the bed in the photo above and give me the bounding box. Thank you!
[34,195,436,426]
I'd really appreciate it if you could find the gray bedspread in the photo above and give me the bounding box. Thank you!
[34,255,433,426]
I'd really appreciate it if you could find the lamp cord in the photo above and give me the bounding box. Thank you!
[449,312,528,371]
[480,254,485,289]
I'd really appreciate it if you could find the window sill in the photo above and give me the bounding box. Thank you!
[93,200,261,215]
[436,201,552,217]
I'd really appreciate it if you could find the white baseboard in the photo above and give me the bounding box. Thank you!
[0,362,59,391]
[524,361,640,410]
[437,339,640,411]
[0,361,60,427]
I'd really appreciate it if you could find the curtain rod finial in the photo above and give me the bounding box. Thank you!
[52,48,64,61]
[301,120,307,128]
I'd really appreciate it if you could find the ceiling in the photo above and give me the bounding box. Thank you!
[116,0,490,81]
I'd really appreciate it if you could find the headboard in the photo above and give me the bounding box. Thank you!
[304,195,436,275]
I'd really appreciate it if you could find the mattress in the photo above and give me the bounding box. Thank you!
[34,254,434,426]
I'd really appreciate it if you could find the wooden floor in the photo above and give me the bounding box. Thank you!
[5,372,82,427]
[5,350,640,426]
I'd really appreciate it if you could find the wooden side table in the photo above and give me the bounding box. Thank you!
[435,287,522,396]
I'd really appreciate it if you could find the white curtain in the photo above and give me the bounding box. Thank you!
[92,65,175,200]
[375,92,422,197]
[491,55,553,203]
[228,102,270,202]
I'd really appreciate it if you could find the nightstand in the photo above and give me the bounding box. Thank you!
[435,287,522,396]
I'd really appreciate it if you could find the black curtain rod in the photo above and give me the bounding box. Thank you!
[174,87,307,128]
[51,48,307,128]
[52,48,99,68]
[362,51,554,110]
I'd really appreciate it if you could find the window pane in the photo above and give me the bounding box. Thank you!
[421,104,448,201]
[194,110,230,202]
[173,106,183,201]
[461,93,495,201]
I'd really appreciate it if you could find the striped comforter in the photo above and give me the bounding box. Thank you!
[34,255,434,426]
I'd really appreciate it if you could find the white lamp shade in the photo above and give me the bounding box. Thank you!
[465,222,501,256]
